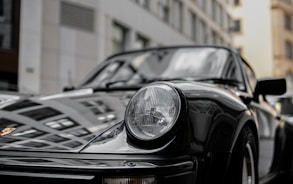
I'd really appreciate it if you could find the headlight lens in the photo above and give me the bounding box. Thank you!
[125,84,181,141]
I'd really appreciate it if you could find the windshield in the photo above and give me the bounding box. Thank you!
[80,47,243,89]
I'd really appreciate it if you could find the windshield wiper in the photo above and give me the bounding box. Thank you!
[102,77,241,89]
[104,80,128,88]
[97,80,144,90]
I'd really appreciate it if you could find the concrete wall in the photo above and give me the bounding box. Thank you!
[18,0,43,94]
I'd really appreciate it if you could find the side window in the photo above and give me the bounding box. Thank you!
[242,60,257,91]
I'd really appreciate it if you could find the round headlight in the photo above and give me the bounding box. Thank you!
[125,83,181,141]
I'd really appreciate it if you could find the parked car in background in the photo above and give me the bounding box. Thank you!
[267,94,293,119]
[0,45,291,184]
[278,96,293,117]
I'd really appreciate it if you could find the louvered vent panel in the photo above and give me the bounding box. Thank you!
[61,2,94,32]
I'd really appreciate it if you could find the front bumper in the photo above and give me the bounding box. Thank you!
[0,152,197,184]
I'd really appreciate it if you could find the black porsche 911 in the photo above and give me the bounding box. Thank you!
[0,45,290,184]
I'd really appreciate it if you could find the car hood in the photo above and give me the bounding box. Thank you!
[0,82,245,154]
[0,88,136,153]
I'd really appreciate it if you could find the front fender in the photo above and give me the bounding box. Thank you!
[169,82,258,154]
[186,98,256,153]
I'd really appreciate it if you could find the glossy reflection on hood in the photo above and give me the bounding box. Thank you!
[0,91,135,152]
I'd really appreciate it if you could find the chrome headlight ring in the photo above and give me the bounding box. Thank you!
[125,83,183,146]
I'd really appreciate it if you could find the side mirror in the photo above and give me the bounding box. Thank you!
[254,78,286,100]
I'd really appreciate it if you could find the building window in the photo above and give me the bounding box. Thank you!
[112,23,128,54]
[234,0,240,6]
[136,0,150,9]
[0,0,20,51]
[173,0,183,32]
[134,34,149,49]
[233,19,241,32]
[285,15,292,30]
[158,0,169,22]
[285,41,293,60]
[189,11,197,41]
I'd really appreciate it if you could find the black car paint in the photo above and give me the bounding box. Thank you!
[0,45,291,184]
[0,82,246,184]
[0,81,245,153]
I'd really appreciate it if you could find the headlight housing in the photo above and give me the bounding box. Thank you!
[125,83,181,142]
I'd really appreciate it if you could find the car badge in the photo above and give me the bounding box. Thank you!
[0,127,16,136]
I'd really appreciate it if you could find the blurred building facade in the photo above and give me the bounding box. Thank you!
[232,0,293,93]
[271,0,293,93]
[0,0,233,95]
